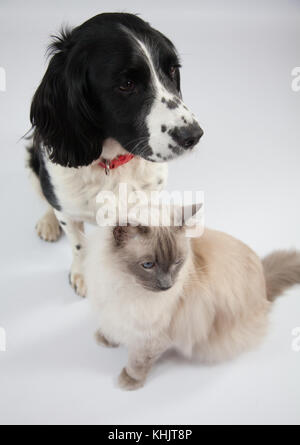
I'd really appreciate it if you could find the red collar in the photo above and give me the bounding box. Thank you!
[98,153,134,175]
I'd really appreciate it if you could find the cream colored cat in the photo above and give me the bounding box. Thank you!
[84,205,300,390]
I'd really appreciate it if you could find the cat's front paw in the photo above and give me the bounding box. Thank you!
[118,368,145,391]
[69,271,86,298]
[95,330,119,348]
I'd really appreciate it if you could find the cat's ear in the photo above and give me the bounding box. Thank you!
[113,225,147,246]
[178,203,204,238]
[113,226,130,245]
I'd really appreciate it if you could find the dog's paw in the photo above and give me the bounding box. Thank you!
[36,210,61,242]
[69,272,86,298]
[118,368,145,391]
[95,330,119,348]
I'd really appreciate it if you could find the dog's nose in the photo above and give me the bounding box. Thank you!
[171,123,204,150]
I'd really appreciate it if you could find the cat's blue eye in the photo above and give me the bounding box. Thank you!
[142,262,155,269]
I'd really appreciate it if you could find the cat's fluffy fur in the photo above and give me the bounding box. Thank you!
[84,225,300,390]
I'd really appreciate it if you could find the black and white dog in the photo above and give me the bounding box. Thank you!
[27,13,203,297]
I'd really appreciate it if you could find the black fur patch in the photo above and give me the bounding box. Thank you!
[168,144,181,155]
[26,144,40,177]
[165,99,178,109]
[39,151,61,211]
[27,140,61,210]
[161,97,178,109]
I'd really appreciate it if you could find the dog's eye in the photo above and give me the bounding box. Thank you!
[169,64,180,79]
[119,80,135,93]
[169,66,176,78]
[141,261,155,269]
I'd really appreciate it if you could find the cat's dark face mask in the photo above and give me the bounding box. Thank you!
[112,225,188,292]
[111,203,202,292]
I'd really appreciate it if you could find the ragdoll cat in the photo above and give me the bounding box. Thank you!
[84,205,300,390]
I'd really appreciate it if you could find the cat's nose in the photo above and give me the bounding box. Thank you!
[159,284,172,291]
[157,275,172,291]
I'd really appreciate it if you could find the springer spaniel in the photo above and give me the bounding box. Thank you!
[27,12,203,297]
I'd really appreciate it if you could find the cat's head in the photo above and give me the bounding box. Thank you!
[111,204,202,292]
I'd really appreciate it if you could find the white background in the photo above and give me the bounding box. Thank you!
[0,0,300,425]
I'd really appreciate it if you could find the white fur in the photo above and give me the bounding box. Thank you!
[84,227,190,347]
[35,207,61,242]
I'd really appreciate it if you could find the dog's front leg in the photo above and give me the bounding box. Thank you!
[35,206,62,242]
[54,210,86,297]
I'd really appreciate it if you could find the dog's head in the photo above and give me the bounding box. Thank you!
[31,13,203,167]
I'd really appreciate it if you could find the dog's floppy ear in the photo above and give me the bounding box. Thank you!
[30,31,103,167]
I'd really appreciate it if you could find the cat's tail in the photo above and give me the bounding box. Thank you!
[262,250,300,301]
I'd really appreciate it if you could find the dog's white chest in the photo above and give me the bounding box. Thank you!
[46,157,168,223]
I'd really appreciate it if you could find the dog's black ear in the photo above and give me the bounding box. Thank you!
[30,31,103,167]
